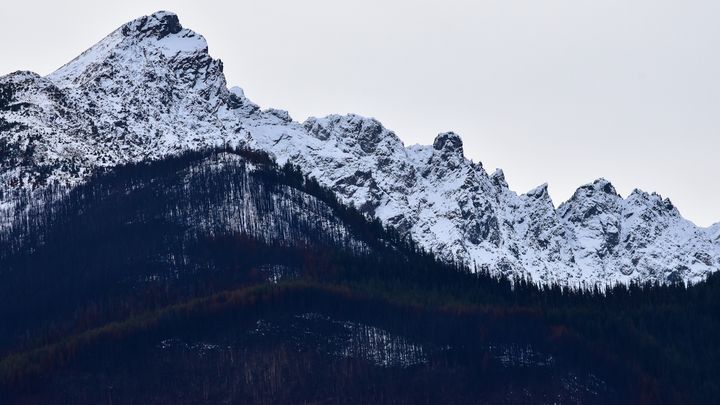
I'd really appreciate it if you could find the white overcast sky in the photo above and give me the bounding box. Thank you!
[2,0,719,226]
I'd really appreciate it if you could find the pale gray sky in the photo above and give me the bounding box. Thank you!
[2,0,719,226]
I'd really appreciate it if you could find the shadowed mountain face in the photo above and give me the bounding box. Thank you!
[0,11,718,286]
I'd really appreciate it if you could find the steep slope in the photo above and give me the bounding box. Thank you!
[0,148,382,352]
[556,180,715,284]
[1,11,718,285]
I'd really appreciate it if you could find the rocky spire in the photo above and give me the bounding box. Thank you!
[432,131,464,155]
[121,11,183,39]
[490,168,508,189]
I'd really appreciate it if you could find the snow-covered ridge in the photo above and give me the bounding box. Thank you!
[1,11,718,286]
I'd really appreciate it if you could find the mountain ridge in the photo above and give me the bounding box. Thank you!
[1,10,718,286]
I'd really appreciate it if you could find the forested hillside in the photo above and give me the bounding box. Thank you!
[1,148,718,404]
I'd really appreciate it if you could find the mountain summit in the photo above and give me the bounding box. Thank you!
[1,11,718,285]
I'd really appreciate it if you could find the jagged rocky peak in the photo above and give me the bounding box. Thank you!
[626,188,680,217]
[122,10,183,39]
[427,131,467,174]
[490,168,508,189]
[49,10,218,90]
[577,178,619,197]
[524,183,551,201]
[227,86,260,115]
[555,178,626,261]
[303,114,402,153]
[264,108,293,123]
[559,178,621,216]
[433,131,464,155]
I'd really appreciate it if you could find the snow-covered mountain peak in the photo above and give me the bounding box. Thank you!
[558,179,621,223]
[625,189,679,218]
[524,183,551,201]
[1,11,718,286]
[490,169,508,189]
[302,114,402,153]
[432,131,464,154]
[48,10,216,90]
[122,10,183,40]
[577,178,619,198]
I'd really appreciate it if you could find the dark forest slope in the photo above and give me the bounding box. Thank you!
[0,149,719,404]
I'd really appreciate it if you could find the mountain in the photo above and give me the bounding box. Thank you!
[1,11,718,286]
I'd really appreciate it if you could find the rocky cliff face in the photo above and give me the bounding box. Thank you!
[1,11,718,285]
